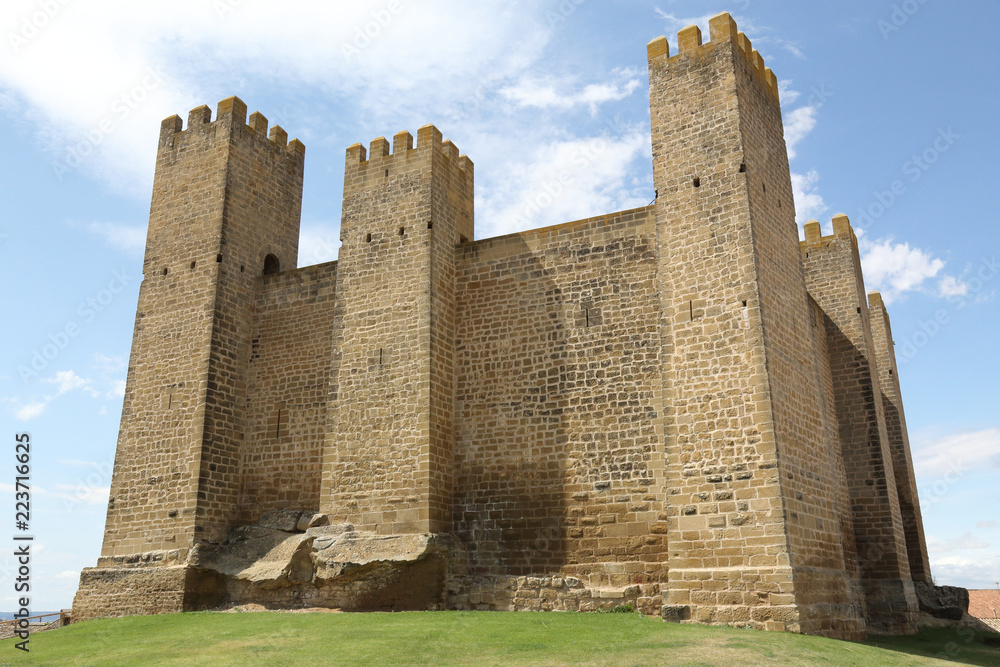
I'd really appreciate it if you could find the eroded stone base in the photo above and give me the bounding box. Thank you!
[72,563,224,622]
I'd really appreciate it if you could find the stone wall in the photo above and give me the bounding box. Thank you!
[239,261,339,523]
[452,208,668,614]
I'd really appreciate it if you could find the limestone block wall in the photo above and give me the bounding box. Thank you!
[239,261,339,524]
[452,208,668,592]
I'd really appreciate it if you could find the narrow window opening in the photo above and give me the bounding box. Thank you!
[689,301,694,320]
[857,307,862,314]
[385,169,389,178]
[427,221,433,230]
[889,369,894,376]
[742,300,748,308]
[275,409,281,439]
[240,265,245,273]
[585,308,590,327]
[399,227,405,236]
[190,261,197,270]
[739,163,746,173]
[366,233,373,243]
[162,267,169,276]
[167,393,172,410]
[379,348,383,365]
[763,183,767,193]
[216,253,223,263]
[263,254,280,276]
[693,177,701,188]
[459,234,469,244]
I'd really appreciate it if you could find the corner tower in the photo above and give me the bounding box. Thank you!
[801,216,920,633]
[321,126,473,534]
[649,14,866,637]
[74,98,305,619]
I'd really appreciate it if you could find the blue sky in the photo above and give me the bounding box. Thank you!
[0,1,997,610]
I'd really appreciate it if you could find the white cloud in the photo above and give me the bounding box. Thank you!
[86,222,146,254]
[55,570,80,580]
[46,370,89,396]
[478,131,651,238]
[15,402,46,421]
[930,554,1000,589]
[784,106,817,160]
[778,80,801,106]
[501,72,641,114]
[791,170,827,223]
[977,521,998,530]
[937,274,969,299]
[912,427,1000,480]
[857,233,950,304]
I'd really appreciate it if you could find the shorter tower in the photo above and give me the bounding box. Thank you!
[321,126,473,534]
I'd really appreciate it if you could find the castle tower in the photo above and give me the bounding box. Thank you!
[74,98,305,617]
[321,126,473,534]
[868,291,932,584]
[801,216,919,633]
[648,13,866,636]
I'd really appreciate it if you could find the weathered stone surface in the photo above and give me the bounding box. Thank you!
[257,510,303,533]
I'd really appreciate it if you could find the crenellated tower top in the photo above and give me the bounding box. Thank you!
[158,95,305,162]
[646,12,780,104]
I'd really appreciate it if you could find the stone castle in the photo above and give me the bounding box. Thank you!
[74,14,947,640]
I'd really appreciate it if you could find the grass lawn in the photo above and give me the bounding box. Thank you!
[2,611,998,666]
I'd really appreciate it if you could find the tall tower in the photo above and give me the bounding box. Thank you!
[75,97,305,617]
[648,14,866,636]
[321,126,473,534]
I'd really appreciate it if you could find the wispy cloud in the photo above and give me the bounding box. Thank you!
[912,427,1000,479]
[501,71,641,115]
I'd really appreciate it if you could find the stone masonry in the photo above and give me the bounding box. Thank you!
[74,14,947,640]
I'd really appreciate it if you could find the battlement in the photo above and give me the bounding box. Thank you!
[158,96,305,158]
[646,12,780,104]
[801,214,858,249]
[345,123,473,178]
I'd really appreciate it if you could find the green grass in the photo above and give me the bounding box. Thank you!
[3,611,999,666]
